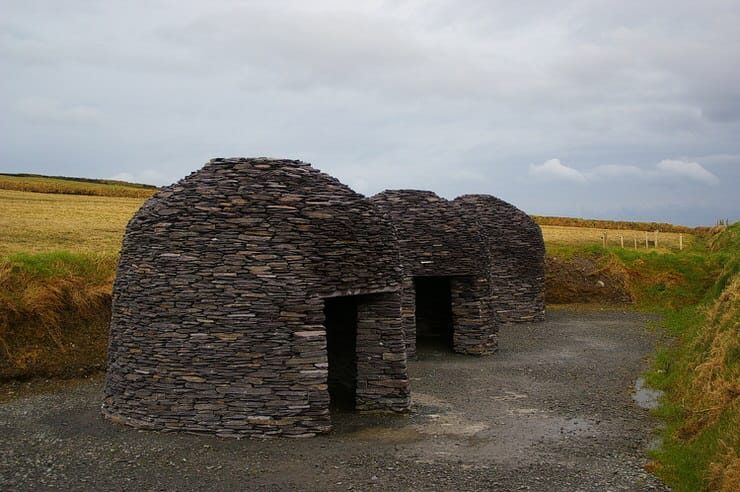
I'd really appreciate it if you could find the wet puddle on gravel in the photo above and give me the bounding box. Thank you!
[633,377,662,410]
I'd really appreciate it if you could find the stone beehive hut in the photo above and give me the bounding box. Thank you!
[454,195,545,323]
[370,190,497,357]
[103,157,546,438]
[103,158,410,438]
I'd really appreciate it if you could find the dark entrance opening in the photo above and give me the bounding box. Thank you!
[324,296,358,411]
[414,276,454,350]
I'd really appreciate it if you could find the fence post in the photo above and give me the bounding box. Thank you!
[634,237,638,249]
[645,231,649,248]
[679,233,683,251]
[620,235,624,248]
[654,230,659,249]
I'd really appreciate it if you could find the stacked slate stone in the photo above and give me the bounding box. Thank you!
[455,195,545,323]
[369,190,497,357]
[103,158,410,438]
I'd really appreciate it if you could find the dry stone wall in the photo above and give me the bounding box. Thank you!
[103,158,409,438]
[450,276,497,355]
[455,195,545,323]
[369,190,498,356]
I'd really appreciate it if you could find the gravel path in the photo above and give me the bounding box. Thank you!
[0,309,668,491]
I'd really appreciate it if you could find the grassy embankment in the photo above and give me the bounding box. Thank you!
[545,223,738,491]
[0,175,736,490]
[642,224,739,492]
[0,177,152,380]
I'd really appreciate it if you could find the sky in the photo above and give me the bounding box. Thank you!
[1,0,739,226]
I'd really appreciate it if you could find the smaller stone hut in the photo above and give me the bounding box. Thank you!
[370,190,497,357]
[454,195,545,323]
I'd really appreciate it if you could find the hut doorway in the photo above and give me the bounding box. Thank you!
[323,296,358,411]
[414,276,454,350]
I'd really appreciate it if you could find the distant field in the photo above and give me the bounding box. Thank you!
[532,215,707,235]
[0,186,698,257]
[541,225,693,251]
[0,173,157,198]
[0,189,147,257]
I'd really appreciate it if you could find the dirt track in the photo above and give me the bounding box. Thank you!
[0,309,668,491]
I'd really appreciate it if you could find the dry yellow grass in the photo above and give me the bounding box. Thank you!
[691,275,740,492]
[0,189,147,257]
[541,225,694,251]
[0,174,156,198]
[0,187,698,258]
[0,258,114,380]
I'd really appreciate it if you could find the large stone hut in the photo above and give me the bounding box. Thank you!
[103,157,545,438]
[103,158,410,438]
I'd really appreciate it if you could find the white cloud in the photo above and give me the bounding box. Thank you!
[656,159,720,185]
[529,158,587,183]
[110,170,169,186]
[536,159,721,186]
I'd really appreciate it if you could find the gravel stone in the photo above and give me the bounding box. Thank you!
[1,310,668,491]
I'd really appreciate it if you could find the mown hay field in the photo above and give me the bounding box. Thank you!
[541,225,694,252]
[0,189,147,257]
[0,187,697,257]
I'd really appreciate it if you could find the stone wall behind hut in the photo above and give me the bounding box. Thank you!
[455,194,545,323]
[370,190,497,357]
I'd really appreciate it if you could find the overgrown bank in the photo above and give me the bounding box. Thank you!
[0,253,115,381]
[543,225,737,491]
[643,224,739,492]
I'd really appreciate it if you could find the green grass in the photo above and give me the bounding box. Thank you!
[651,410,737,491]
[547,224,739,490]
[1,172,157,189]
[533,214,709,234]
[640,224,740,491]
[613,249,720,308]
[3,251,116,282]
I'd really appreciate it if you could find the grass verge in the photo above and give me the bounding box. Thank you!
[0,252,115,381]
[547,225,738,490]
[641,224,739,491]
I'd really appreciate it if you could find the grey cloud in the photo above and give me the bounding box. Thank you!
[0,0,738,225]
[14,97,101,124]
